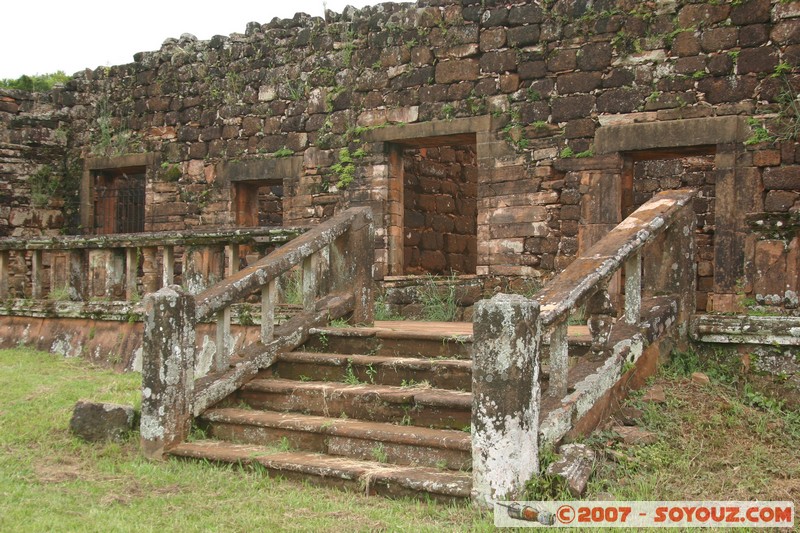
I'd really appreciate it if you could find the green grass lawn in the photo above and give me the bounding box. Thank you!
[583,350,800,507]
[3,346,798,532]
[0,348,491,532]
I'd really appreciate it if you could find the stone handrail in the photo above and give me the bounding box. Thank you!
[0,227,307,303]
[140,207,374,459]
[0,227,307,250]
[535,188,697,398]
[471,188,697,507]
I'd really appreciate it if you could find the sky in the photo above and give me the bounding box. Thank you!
[1,1,411,79]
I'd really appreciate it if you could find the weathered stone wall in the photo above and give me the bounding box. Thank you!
[0,90,76,237]
[403,144,477,274]
[0,0,798,312]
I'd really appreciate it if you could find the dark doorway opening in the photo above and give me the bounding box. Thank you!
[234,180,284,227]
[622,147,716,311]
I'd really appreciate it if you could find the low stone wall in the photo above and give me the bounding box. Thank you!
[0,304,293,371]
[379,274,542,321]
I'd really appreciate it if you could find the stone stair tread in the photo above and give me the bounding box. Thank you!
[202,407,472,451]
[243,377,471,408]
[170,440,472,498]
[312,325,473,343]
[280,351,472,370]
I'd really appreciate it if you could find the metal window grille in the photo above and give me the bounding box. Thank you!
[93,172,145,234]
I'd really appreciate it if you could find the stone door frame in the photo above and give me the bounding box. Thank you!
[364,116,493,278]
[594,116,750,311]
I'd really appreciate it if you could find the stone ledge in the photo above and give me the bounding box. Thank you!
[594,115,748,154]
[691,314,800,346]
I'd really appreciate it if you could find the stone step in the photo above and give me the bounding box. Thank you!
[199,407,472,470]
[264,351,473,391]
[303,326,473,359]
[233,377,471,430]
[303,325,591,360]
[170,440,472,502]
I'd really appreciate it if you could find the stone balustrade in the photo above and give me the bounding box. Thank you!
[471,188,697,506]
[140,207,374,459]
[0,227,307,306]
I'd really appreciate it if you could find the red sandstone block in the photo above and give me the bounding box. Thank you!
[763,166,800,190]
[753,150,781,167]
[435,59,479,84]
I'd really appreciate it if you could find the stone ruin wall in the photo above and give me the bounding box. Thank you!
[403,144,477,274]
[0,0,798,313]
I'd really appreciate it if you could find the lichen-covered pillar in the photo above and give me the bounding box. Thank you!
[68,250,85,301]
[141,247,159,294]
[472,293,541,508]
[140,286,197,459]
[352,212,375,325]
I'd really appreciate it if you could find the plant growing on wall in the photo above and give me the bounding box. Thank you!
[159,162,182,182]
[91,95,139,156]
[773,63,800,142]
[29,165,60,208]
[746,63,800,145]
[329,146,366,189]
[273,147,294,158]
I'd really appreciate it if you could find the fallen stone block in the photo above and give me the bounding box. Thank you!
[691,372,711,385]
[70,400,136,443]
[545,443,596,497]
[612,425,658,446]
[641,385,666,403]
[617,406,644,426]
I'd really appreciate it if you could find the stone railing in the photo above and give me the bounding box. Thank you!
[0,227,306,306]
[471,189,697,506]
[140,207,374,458]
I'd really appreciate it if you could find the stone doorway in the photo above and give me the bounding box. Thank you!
[402,143,477,275]
[383,133,479,277]
[233,180,284,228]
[361,116,493,280]
[594,116,749,313]
[622,147,717,311]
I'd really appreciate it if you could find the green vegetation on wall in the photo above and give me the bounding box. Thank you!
[0,71,70,92]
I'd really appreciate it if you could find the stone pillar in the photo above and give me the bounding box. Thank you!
[386,144,404,277]
[183,245,224,294]
[141,247,159,294]
[31,250,43,299]
[140,286,197,459]
[472,293,541,507]
[643,201,696,338]
[352,212,375,325]
[585,283,616,356]
[106,249,126,299]
[68,250,85,301]
[0,250,8,299]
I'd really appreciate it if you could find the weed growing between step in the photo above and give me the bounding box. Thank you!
[417,274,461,322]
[0,348,494,531]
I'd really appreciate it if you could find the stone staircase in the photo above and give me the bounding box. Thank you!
[169,323,476,502]
[167,320,598,500]
[143,192,697,505]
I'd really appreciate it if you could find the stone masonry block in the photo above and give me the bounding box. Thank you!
[435,59,480,83]
[731,0,771,25]
[70,401,136,443]
[763,166,800,190]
